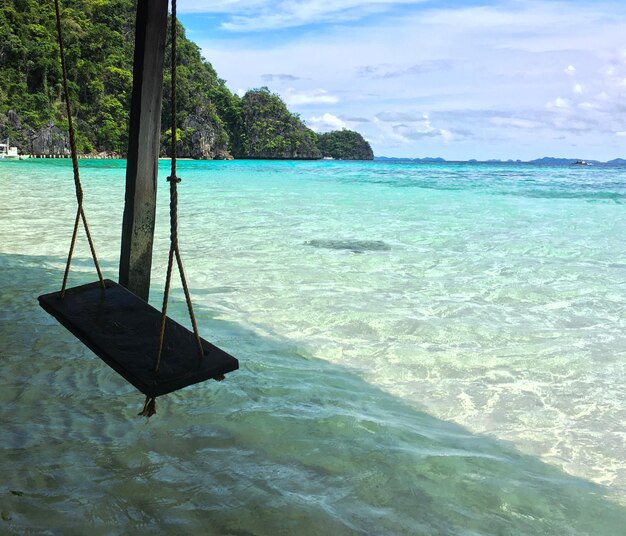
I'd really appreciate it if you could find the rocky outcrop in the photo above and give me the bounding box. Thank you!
[2,108,231,159]
[238,88,321,159]
[175,106,232,160]
[0,111,20,148]
[316,130,374,160]
[0,112,70,155]
[6,110,21,129]
[1,1,372,160]
[31,122,70,155]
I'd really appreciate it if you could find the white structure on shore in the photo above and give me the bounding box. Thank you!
[0,138,20,159]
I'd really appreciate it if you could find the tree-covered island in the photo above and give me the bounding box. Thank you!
[0,0,373,160]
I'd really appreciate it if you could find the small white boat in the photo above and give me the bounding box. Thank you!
[0,138,20,159]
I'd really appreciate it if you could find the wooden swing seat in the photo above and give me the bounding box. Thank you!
[38,280,239,398]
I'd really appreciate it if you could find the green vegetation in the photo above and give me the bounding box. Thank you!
[0,0,372,159]
[0,0,136,153]
[316,129,373,160]
[238,87,320,159]
[0,0,233,156]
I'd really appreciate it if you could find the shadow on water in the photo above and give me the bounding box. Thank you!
[304,239,392,254]
[1,252,625,535]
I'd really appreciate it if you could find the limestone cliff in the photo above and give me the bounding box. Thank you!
[0,0,369,160]
[237,88,321,160]
[0,112,69,155]
[160,106,232,160]
[316,130,374,160]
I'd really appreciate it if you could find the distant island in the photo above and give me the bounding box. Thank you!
[317,130,374,160]
[0,0,372,161]
[375,156,626,165]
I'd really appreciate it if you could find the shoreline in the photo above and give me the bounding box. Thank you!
[14,152,121,160]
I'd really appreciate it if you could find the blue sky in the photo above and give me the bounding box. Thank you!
[178,0,626,160]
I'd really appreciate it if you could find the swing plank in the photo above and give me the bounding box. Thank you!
[38,280,238,398]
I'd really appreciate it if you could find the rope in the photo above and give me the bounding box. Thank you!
[138,395,156,418]
[54,0,105,297]
[55,0,206,419]
[153,0,204,383]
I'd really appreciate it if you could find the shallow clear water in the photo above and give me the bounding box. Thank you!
[1,158,625,534]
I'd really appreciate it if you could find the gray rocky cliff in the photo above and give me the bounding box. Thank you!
[162,106,232,160]
[0,111,70,155]
[30,122,70,155]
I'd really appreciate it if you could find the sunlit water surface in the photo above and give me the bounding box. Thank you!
[1,159,625,534]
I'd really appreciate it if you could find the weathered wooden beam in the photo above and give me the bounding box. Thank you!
[119,0,169,301]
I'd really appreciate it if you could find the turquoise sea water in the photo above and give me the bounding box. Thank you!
[1,158,625,534]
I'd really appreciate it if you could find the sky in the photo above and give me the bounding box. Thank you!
[177,0,626,160]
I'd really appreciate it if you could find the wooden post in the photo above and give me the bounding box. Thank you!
[119,0,168,301]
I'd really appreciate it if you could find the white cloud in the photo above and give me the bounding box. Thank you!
[191,0,626,159]
[577,101,598,110]
[490,117,540,129]
[549,97,570,109]
[374,112,453,143]
[282,88,339,106]
[178,0,271,14]
[308,113,348,132]
[358,60,452,79]
[182,0,430,32]
[262,73,301,82]
[616,131,626,137]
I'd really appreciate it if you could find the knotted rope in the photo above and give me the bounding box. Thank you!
[140,0,204,417]
[54,0,105,297]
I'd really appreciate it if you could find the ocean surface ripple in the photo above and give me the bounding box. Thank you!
[1,159,625,534]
